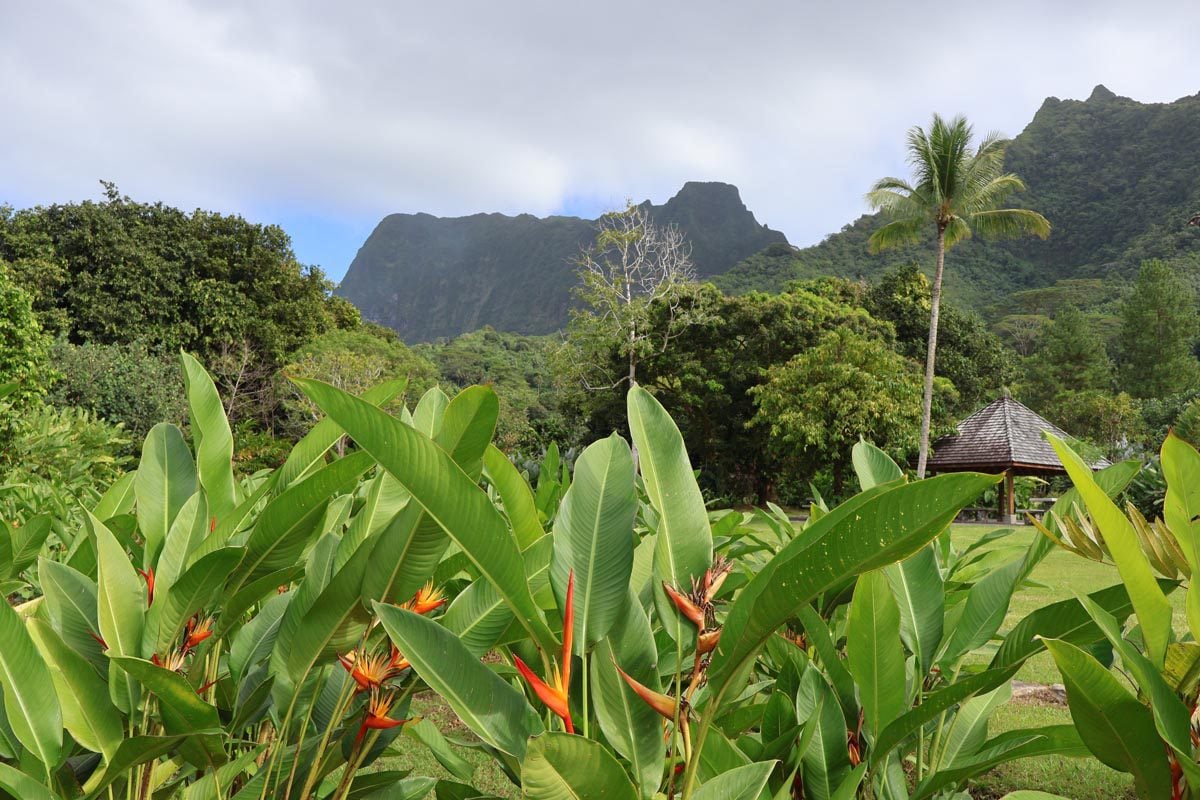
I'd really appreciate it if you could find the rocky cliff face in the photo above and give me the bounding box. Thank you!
[336,182,785,341]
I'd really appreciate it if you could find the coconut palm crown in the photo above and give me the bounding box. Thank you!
[867,113,1050,478]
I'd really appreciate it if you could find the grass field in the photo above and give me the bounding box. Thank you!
[382,523,1162,798]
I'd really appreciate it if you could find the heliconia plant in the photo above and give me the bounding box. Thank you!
[0,353,1144,799]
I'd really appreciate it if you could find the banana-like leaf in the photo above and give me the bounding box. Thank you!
[883,544,943,675]
[38,558,104,670]
[692,761,776,800]
[93,471,137,520]
[80,734,190,798]
[550,433,637,654]
[28,618,122,761]
[412,385,449,436]
[8,514,51,577]
[1043,637,1172,799]
[590,592,663,798]
[229,591,290,684]
[237,451,373,585]
[796,668,849,800]
[870,665,1019,766]
[912,725,1087,799]
[111,656,226,767]
[989,580,1169,670]
[852,439,904,489]
[1161,432,1200,640]
[154,492,208,600]
[796,605,858,725]
[276,377,408,491]
[484,444,545,549]
[705,473,998,732]
[846,570,905,736]
[90,511,144,716]
[627,386,712,654]
[180,351,238,519]
[374,603,543,759]
[402,719,474,781]
[297,378,557,652]
[935,682,1011,768]
[146,547,242,657]
[0,763,60,800]
[135,423,197,567]
[1077,594,1200,790]
[0,600,61,773]
[938,556,1023,665]
[521,732,638,800]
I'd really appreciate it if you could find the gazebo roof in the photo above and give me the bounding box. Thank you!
[928,396,1110,474]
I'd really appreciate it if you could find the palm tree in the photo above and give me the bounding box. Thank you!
[867,114,1050,478]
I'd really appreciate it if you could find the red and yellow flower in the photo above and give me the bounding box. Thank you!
[513,571,575,733]
[338,643,410,693]
[356,688,407,743]
[405,582,446,615]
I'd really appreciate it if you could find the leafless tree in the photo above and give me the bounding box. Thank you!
[568,202,701,391]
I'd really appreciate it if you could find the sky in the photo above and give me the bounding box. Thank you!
[3,1,1198,282]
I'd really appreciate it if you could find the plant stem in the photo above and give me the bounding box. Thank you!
[298,671,357,800]
[283,666,329,800]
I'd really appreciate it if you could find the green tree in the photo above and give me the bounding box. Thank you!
[1044,389,1142,457]
[867,114,1051,476]
[1118,259,1200,397]
[0,263,54,412]
[749,328,925,496]
[1022,306,1114,410]
[47,340,187,445]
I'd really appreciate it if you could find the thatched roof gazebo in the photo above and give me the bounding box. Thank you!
[927,396,1110,524]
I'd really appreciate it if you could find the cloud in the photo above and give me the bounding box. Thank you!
[3,0,1198,278]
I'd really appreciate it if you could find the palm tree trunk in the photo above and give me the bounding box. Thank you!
[916,226,946,479]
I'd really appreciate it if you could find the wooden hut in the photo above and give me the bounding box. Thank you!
[927,396,1110,524]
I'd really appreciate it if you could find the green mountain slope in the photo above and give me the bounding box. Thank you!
[336,181,785,342]
[716,85,1200,311]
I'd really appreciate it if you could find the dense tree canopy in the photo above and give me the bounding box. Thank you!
[1118,259,1200,398]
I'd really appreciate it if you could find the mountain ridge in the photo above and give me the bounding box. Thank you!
[336,181,785,341]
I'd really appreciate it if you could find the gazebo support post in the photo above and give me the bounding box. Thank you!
[1002,470,1016,525]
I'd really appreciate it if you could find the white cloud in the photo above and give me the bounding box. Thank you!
[3,0,1198,277]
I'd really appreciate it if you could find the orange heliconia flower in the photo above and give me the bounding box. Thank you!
[405,582,447,615]
[356,688,407,743]
[138,567,156,606]
[151,649,188,673]
[514,571,575,733]
[697,628,722,655]
[184,614,214,650]
[614,662,679,721]
[663,581,705,629]
[338,644,409,693]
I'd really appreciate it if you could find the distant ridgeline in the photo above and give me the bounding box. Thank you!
[339,86,1200,341]
[336,182,786,341]
[716,85,1200,310]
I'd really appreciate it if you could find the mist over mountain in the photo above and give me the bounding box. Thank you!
[336,182,785,341]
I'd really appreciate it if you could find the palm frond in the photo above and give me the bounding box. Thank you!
[867,216,927,253]
[943,217,973,249]
[970,208,1052,240]
[961,174,1027,214]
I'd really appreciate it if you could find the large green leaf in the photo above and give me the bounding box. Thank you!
[374,603,543,758]
[80,734,190,798]
[361,386,502,607]
[284,531,376,684]
[276,377,408,491]
[1043,638,1172,799]
[1048,434,1172,666]
[939,555,1023,665]
[0,763,60,800]
[442,535,554,657]
[412,385,449,436]
[93,471,137,519]
[135,423,196,567]
[28,618,122,761]
[989,580,1161,670]
[112,656,226,767]
[705,473,998,728]
[627,386,712,653]
[180,351,238,519]
[153,492,208,599]
[236,451,373,585]
[796,605,858,724]
[90,511,144,715]
[692,761,775,800]
[521,732,638,800]
[796,668,850,800]
[297,378,556,652]
[846,570,905,736]
[590,592,664,798]
[871,666,1019,766]
[852,439,904,489]
[1161,432,1200,639]
[38,559,103,670]
[883,544,943,675]
[484,444,545,549]
[912,726,1086,799]
[0,600,61,773]
[935,682,1011,768]
[550,434,637,654]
